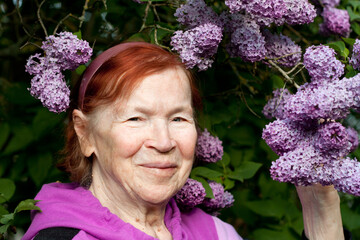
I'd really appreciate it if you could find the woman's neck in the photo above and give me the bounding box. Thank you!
[89,168,173,240]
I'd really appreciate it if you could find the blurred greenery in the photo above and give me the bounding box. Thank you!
[0,0,360,239]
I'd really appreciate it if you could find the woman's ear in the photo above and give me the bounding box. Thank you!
[72,109,95,157]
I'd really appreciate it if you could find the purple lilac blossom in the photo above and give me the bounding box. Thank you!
[262,88,292,119]
[303,45,344,83]
[202,182,225,211]
[280,0,317,25]
[320,7,350,37]
[342,74,360,112]
[270,144,327,186]
[196,128,223,162]
[174,0,221,28]
[314,0,340,7]
[221,191,235,208]
[29,66,70,113]
[262,119,305,156]
[226,14,266,62]
[41,32,92,71]
[314,122,350,154]
[263,30,301,67]
[283,81,354,121]
[244,0,287,26]
[350,39,360,71]
[333,157,360,196]
[224,0,248,13]
[175,179,206,211]
[171,23,223,71]
[346,127,359,153]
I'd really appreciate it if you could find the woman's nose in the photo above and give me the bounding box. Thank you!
[144,121,176,153]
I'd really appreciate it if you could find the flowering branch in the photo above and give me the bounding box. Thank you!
[268,60,300,89]
[37,0,48,37]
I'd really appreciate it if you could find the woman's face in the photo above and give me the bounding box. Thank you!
[88,67,197,205]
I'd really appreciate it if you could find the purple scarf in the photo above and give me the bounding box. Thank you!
[22,182,219,240]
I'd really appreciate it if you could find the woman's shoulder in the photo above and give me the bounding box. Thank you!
[211,216,243,240]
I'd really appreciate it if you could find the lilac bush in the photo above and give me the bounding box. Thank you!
[350,39,360,71]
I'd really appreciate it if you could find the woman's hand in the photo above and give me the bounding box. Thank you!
[296,184,344,240]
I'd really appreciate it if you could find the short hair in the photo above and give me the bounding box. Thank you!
[59,43,202,186]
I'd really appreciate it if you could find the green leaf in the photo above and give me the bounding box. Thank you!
[246,199,288,218]
[15,199,41,213]
[0,205,9,216]
[3,83,36,106]
[342,37,356,46]
[27,152,53,187]
[0,179,15,203]
[0,224,10,234]
[327,41,348,57]
[191,176,214,198]
[0,213,14,225]
[224,178,235,190]
[0,122,10,150]
[346,64,358,78]
[347,7,360,21]
[270,75,284,89]
[228,162,262,182]
[252,228,298,240]
[191,166,223,179]
[218,152,230,167]
[349,0,360,10]
[127,33,150,43]
[351,22,360,36]
[3,124,33,155]
[32,108,64,140]
[341,203,360,230]
[73,31,82,39]
[75,64,87,75]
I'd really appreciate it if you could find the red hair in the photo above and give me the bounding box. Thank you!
[59,43,202,185]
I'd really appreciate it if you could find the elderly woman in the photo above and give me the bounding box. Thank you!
[23,42,348,240]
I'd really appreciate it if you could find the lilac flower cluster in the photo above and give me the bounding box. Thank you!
[174,0,221,28]
[175,179,234,214]
[350,39,360,71]
[320,7,350,37]
[196,129,224,163]
[263,30,301,68]
[26,32,92,113]
[263,45,360,195]
[262,88,292,119]
[303,45,344,84]
[171,23,223,71]
[226,13,266,62]
[225,0,316,26]
[202,181,234,214]
[175,178,206,211]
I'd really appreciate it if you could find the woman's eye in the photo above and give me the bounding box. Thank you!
[173,117,183,122]
[128,117,140,121]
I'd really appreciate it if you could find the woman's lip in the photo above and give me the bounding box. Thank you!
[139,163,177,169]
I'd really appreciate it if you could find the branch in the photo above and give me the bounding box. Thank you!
[79,0,90,29]
[286,62,303,75]
[53,13,81,34]
[37,0,48,37]
[285,24,310,45]
[267,60,300,89]
[139,1,151,32]
[229,61,257,95]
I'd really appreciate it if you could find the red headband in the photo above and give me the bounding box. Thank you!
[78,41,154,109]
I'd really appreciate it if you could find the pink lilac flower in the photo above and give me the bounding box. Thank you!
[226,13,266,62]
[175,179,206,211]
[262,88,292,119]
[221,191,235,208]
[263,30,301,67]
[196,128,223,162]
[320,7,350,37]
[346,127,359,153]
[174,0,221,28]
[41,31,92,71]
[314,0,340,7]
[350,39,360,71]
[262,119,307,156]
[171,23,223,71]
[303,45,344,83]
